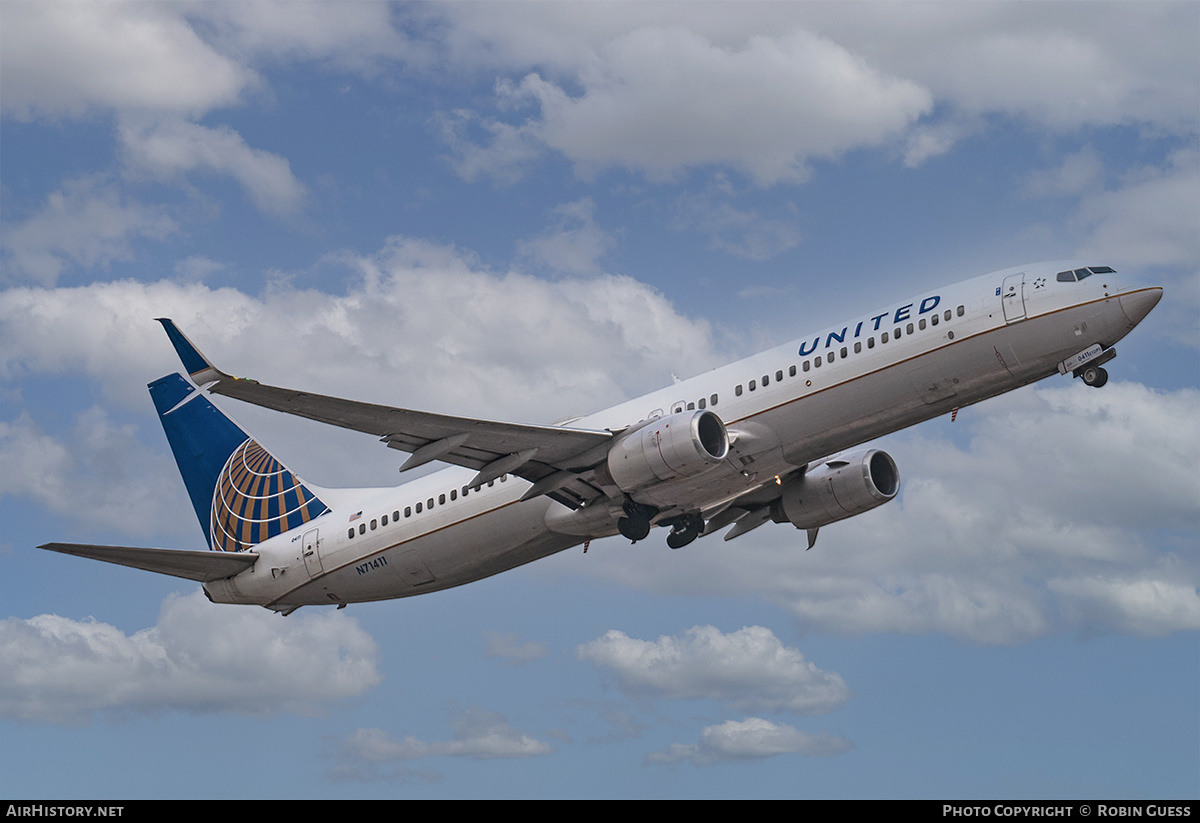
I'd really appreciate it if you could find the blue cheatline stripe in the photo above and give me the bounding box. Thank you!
[149,373,328,551]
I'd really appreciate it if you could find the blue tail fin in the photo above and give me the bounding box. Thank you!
[149,374,329,552]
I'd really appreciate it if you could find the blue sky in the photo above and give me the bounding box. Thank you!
[1,1,1197,799]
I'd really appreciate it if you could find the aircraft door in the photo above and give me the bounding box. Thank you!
[302,529,324,577]
[1001,273,1027,323]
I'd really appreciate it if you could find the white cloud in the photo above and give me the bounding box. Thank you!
[646,717,853,765]
[517,198,615,275]
[0,235,721,494]
[1023,147,1106,199]
[119,119,308,218]
[1072,148,1200,270]
[329,707,554,780]
[577,625,850,715]
[0,591,381,725]
[432,4,1197,175]
[0,409,187,540]
[0,2,251,120]
[1,176,178,285]
[670,187,801,261]
[194,1,415,74]
[437,107,546,185]
[447,26,931,185]
[485,632,549,664]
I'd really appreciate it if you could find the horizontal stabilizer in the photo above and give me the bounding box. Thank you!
[39,543,257,583]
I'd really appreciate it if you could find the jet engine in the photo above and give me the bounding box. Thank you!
[596,409,729,493]
[771,449,899,529]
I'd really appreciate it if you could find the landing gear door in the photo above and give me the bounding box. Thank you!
[1001,273,1027,323]
[302,529,324,577]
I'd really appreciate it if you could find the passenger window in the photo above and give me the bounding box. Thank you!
[803,361,810,372]
[906,323,914,334]
[450,490,457,501]
[840,346,848,358]
[919,319,926,330]
[359,524,366,535]
[776,370,783,381]
[868,337,875,349]
[710,394,718,406]
[931,314,938,326]
[698,397,706,409]
[788,365,796,377]
[687,402,694,410]
[381,514,388,526]
[957,305,964,317]
[439,494,446,505]
[815,356,822,367]
[944,310,952,321]
[749,379,756,390]
[761,375,768,386]
[736,385,743,396]
[416,502,422,513]
[827,350,835,362]
[348,529,355,539]
[882,332,889,343]
[854,342,862,353]
[405,506,412,517]
[393,510,399,520]
[427,498,434,509]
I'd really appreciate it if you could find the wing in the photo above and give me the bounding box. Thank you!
[157,319,613,508]
[40,543,257,582]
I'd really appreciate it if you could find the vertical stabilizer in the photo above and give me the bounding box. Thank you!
[149,374,329,552]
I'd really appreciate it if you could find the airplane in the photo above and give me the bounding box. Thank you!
[41,261,1162,614]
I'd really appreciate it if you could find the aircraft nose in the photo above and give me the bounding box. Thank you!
[1119,287,1163,326]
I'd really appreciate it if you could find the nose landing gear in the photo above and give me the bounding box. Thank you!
[1079,365,1109,388]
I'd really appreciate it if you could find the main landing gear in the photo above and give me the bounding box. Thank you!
[616,497,705,549]
[665,513,704,550]
[617,499,657,543]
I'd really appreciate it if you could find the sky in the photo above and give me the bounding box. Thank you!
[1,1,1197,800]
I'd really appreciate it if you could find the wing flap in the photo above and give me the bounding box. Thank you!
[40,543,257,583]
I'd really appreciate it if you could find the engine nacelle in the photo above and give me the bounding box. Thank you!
[598,410,729,493]
[771,449,900,529]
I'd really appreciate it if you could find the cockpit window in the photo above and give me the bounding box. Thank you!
[1058,265,1116,283]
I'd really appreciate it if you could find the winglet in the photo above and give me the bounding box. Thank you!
[156,318,230,385]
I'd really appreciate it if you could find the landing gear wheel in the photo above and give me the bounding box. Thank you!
[1080,365,1109,388]
[618,516,651,542]
[665,513,704,550]
[618,499,658,543]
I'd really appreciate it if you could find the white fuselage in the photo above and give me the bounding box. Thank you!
[203,262,1161,610]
